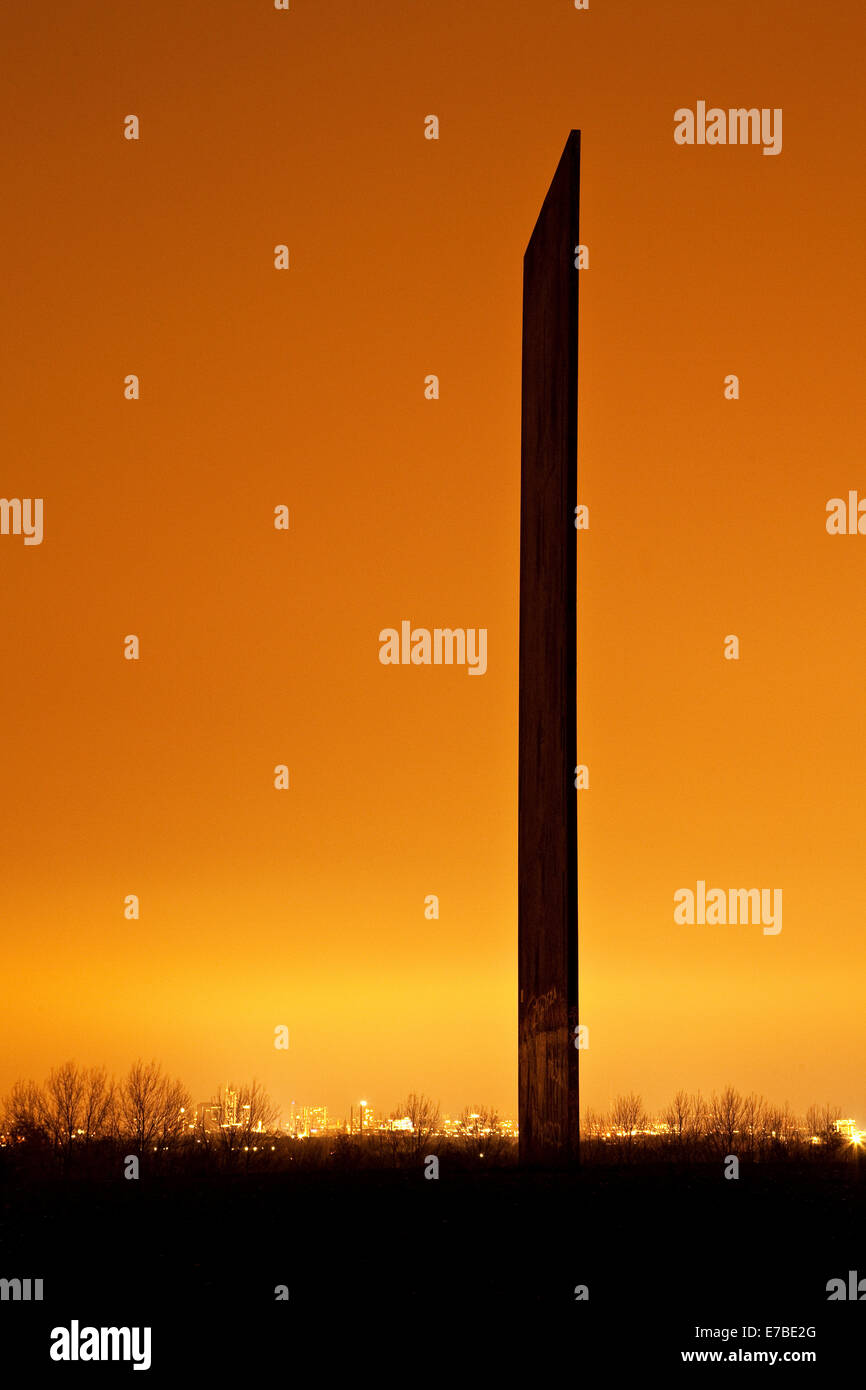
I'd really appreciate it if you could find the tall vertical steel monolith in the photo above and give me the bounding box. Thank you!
[518,131,580,1163]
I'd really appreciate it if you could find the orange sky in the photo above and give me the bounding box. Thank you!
[1,0,863,1125]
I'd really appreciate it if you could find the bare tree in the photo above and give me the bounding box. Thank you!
[764,1101,798,1157]
[739,1092,768,1159]
[707,1086,745,1156]
[210,1080,278,1166]
[690,1091,708,1147]
[157,1076,192,1153]
[392,1092,440,1159]
[119,1060,163,1151]
[610,1093,647,1158]
[2,1078,47,1145]
[81,1067,115,1146]
[805,1102,844,1154]
[663,1089,693,1150]
[119,1059,189,1157]
[43,1061,86,1165]
[659,1090,708,1155]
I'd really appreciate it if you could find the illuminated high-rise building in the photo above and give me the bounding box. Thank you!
[302,1106,327,1136]
[223,1087,239,1127]
[195,1101,221,1134]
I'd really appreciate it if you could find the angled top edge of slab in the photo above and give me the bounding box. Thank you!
[523,130,581,261]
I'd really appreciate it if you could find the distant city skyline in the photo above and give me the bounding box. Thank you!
[4,1063,860,1146]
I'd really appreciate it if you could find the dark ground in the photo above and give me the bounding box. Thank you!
[1,1160,863,1375]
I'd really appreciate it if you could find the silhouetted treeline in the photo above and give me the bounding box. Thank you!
[583,1087,856,1163]
[0,1065,858,1182]
[0,1065,518,1179]
[2,1060,192,1178]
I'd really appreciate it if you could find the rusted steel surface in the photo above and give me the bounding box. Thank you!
[518,131,580,1163]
